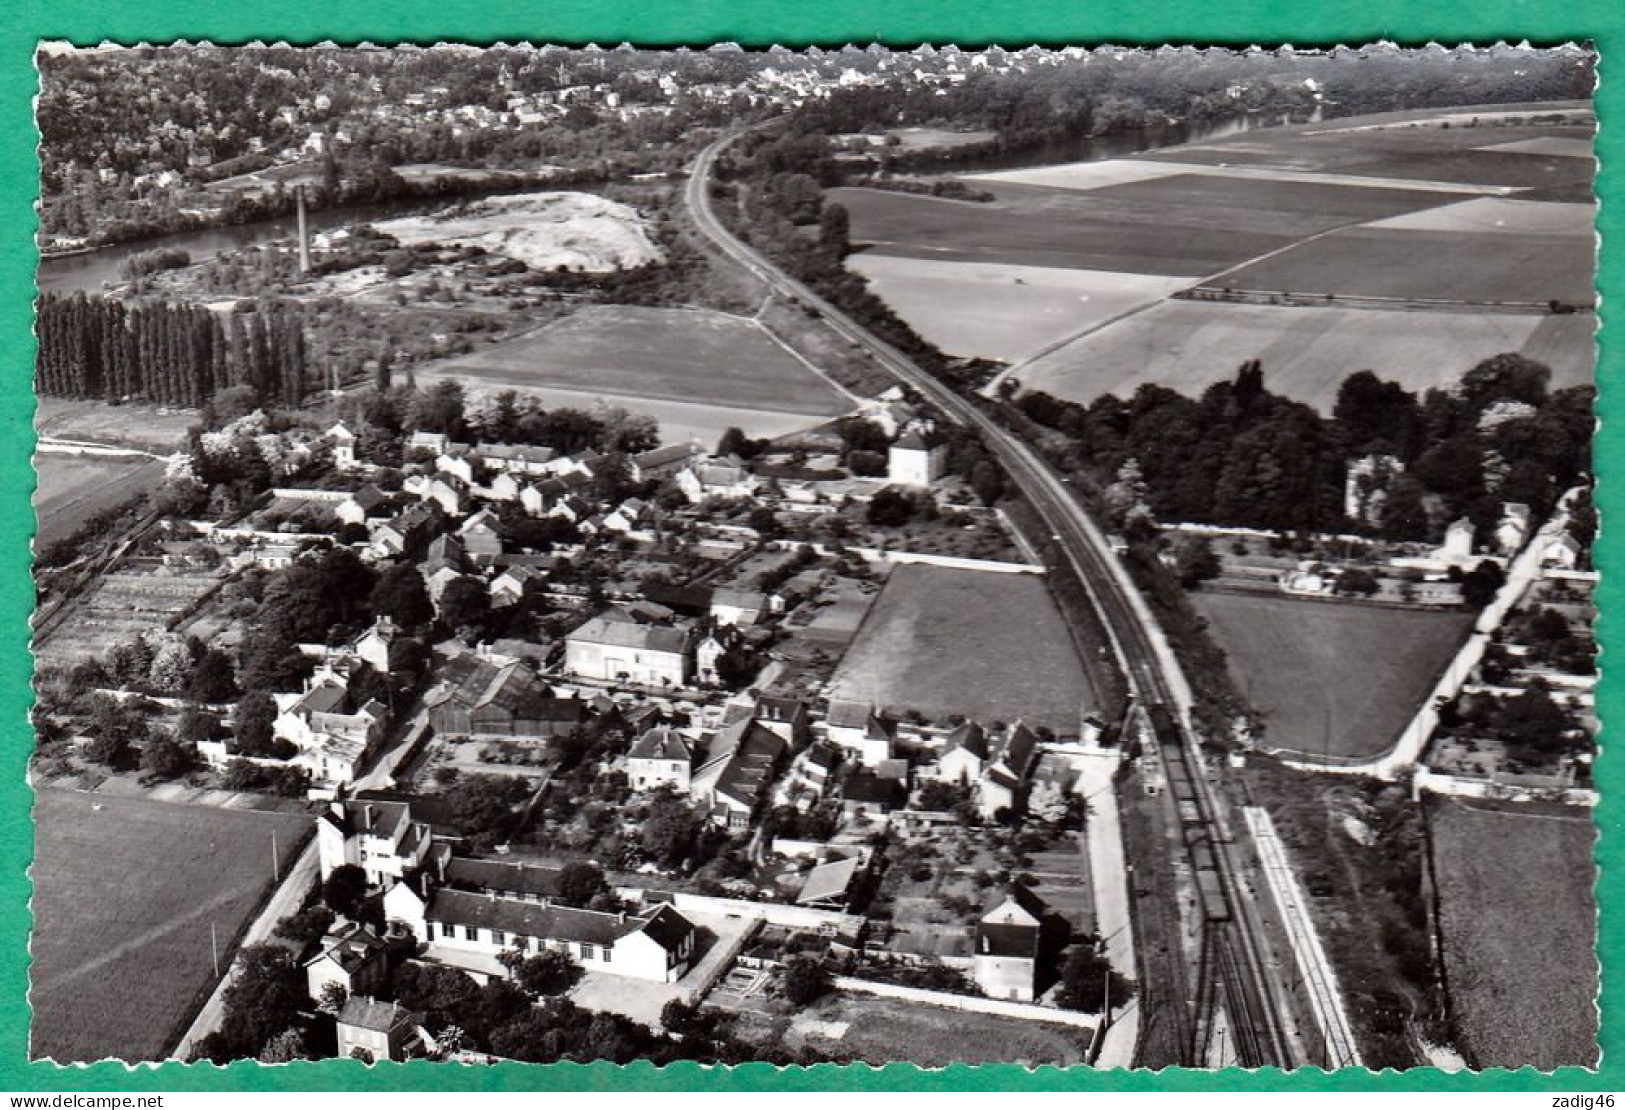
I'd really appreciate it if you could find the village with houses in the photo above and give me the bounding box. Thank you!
[28,42,1600,1076]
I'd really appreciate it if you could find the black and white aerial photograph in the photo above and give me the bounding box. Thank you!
[27,41,1598,1072]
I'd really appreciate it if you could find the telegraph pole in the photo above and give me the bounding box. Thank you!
[271,827,280,882]
[295,184,311,274]
[210,921,220,978]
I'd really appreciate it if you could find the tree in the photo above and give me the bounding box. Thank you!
[508,949,583,998]
[747,506,781,538]
[317,981,348,1016]
[557,861,611,908]
[1335,567,1381,597]
[1056,941,1134,1013]
[780,956,833,1006]
[140,732,193,780]
[275,904,337,947]
[970,460,1005,507]
[370,563,434,628]
[1461,559,1507,609]
[866,488,915,527]
[258,1028,309,1064]
[818,201,851,256]
[640,789,699,869]
[186,648,239,703]
[438,575,491,633]
[322,863,370,920]
[234,690,279,757]
[1172,536,1221,589]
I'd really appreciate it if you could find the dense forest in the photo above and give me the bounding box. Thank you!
[1015,355,1594,541]
[34,292,310,407]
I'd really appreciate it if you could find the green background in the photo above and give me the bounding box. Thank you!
[1,0,1617,1092]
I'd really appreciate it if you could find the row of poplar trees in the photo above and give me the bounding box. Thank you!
[35,291,310,409]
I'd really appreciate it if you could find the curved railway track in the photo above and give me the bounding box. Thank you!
[687,126,1301,1069]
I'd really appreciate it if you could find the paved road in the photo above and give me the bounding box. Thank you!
[687,128,1298,1068]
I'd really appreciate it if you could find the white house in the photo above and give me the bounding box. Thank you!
[304,921,390,1002]
[888,424,948,487]
[565,616,691,687]
[823,699,895,767]
[385,882,699,983]
[328,422,358,470]
[317,797,435,885]
[335,997,427,1063]
[973,885,1048,1002]
[676,462,759,504]
[274,669,389,787]
[626,726,695,792]
[1543,533,1583,570]
[1497,502,1533,555]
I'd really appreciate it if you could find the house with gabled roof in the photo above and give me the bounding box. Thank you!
[317,797,436,886]
[424,653,581,739]
[676,462,759,504]
[384,882,698,983]
[888,422,949,487]
[367,503,439,561]
[934,721,989,785]
[336,483,389,527]
[627,726,696,792]
[974,885,1050,1001]
[481,442,558,476]
[565,615,691,688]
[274,668,389,788]
[489,564,542,609]
[630,441,703,483]
[336,996,427,1063]
[824,699,895,767]
[976,722,1041,819]
[755,695,811,747]
[458,508,505,564]
[327,421,359,470]
[304,921,390,1002]
[690,718,786,830]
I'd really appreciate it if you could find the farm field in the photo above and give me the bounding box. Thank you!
[1018,300,1591,413]
[789,993,1093,1066]
[422,305,855,441]
[1191,591,1471,760]
[828,564,1094,735]
[831,184,1291,276]
[1428,796,1597,1069]
[30,788,314,1063]
[34,397,195,453]
[1203,225,1594,305]
[33,453,164,549]
[848,253,1190,362]
[1365,196,1595,235]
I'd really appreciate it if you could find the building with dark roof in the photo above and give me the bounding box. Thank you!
[424,654,580,738]
[564,615,692,688]
[627,726,696,792]
[974,885,1051,1002]
[335,997,426,1063]
[318,798,436,886]
[304,921,390,1002]
[383,883,697,983]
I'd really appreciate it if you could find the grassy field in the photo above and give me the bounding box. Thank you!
[1428,796,1597,1069]
[30,789,313,1063]
[425,304,853,416]
[35,398,195,453]
[829,564,1094,734]
[1366,196,1595,235]
[1206,226,1594,305]
[33,454,164,549]
[1191,591,1471,759]
[1019,299,1588,414]
[831,183,1289,276]
[791,993,1093,1066]
[848,253,1189,362]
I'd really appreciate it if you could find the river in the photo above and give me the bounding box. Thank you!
[38,109,1318,297]
[36,195,451,296]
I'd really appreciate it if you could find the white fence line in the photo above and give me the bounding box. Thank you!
[832,976,1098,1030]
[1412,767,1598,807]
[1280,491,1578,781]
